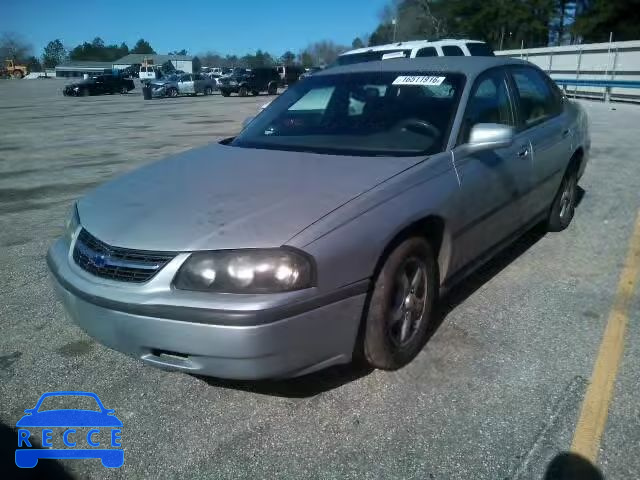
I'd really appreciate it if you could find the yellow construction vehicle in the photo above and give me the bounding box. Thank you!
[2,59,28,79]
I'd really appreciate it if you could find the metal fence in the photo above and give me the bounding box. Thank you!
[496,40,640,102]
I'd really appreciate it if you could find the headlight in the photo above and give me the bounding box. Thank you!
[174,249,314,293]
[73,86,79,91]
[64,203,80,244]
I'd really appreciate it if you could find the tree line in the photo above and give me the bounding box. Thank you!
[361,0,640,50]
[1,1,638,73]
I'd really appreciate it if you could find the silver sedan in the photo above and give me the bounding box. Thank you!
[47,57,590,379]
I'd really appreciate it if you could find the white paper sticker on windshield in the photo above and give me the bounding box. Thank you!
[381,51,407,60]
[392,75,446,86]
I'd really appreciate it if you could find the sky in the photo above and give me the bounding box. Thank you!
[3,0,389,58]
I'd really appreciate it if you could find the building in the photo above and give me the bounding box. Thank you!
[112,54,193,73]
[55,61,113,78]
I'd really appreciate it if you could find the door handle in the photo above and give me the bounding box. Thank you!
[562,128,571,138]
[517,146,529,158]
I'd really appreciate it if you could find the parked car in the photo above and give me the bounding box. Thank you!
[218,67,280,96]
[336,39,494,66]
[63,75,135,96]
[149,73,216,97]
[204,72,222,88]
[299,66,323,80]
[139,64,161,82]
[47,57,589,380]
[276,64,305,85]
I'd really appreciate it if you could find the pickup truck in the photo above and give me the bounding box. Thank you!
[149,73,217,98]
[63,75,135,96]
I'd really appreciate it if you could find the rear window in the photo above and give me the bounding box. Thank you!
[466,43,495,56]
[336,50,412,66]
[442,46,465,56]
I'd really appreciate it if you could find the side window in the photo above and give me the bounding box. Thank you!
[510,67,561,127]
[182,75,192,82]
[193,73,202,80]
[442,46,464,56]
[458,70,514,145]
[466,43,495,56]
[416,47,437,57]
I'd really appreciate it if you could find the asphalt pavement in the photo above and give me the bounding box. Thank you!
[0,79,638,479]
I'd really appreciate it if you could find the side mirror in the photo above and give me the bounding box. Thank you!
[242,116,255,128]
[465,123,514,153]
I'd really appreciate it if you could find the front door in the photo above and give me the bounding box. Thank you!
[508,66,573,214]
[178,74,194,94]
[450,68,533,272]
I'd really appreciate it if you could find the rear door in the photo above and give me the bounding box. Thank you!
[192,73,204,93]
[450,68,532,271]
[507,66,572,215]
[178,74,195,94]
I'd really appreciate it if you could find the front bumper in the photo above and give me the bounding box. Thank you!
[47,238,366,380]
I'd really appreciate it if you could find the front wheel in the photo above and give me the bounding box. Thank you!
[238,86,249,97]
[267,82,278,95]
[168,88,178,98]
[362,237,438,370]
[120,86,128,94]
[546,167,578,232]
[204,86,213,96]
[221,90,230,97]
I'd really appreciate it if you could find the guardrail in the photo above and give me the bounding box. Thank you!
[553,78,640,102]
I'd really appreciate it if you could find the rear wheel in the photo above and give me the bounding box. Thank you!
[362,237,438,370]
[546,166,578,232]
[221,90,230,97]
[204,86,213,96]
[13,70,24,79]
[120,85,128,94]
[238,86,249,97]
[267,82,278,95]
[168,87,178,98]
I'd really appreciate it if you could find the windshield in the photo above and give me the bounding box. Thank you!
[336,50,413,66]
[232,71,465,156]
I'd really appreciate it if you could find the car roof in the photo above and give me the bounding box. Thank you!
[316,56,531,79]
[341,39,487,56]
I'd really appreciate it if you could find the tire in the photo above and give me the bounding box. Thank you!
[120,86,128,94]
[546,165,578,232]
[221,90,230,97]
[13,70,24,79]
[267,82,278,95]
[168,88,178,98]
[204,86,213,96]
[238,86,249,97]
[362,237,438,370]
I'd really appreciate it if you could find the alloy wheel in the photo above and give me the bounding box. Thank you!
[387,257,428,347]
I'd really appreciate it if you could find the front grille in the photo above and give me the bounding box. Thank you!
[73,228,175,283]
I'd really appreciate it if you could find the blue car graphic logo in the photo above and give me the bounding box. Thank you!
[15,391,123,468]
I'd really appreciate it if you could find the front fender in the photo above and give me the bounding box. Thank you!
[289,154,459,292]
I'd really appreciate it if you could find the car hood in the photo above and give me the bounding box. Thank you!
[150,79,174,86]
[66,81,91,87]
[77,143,423,252]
